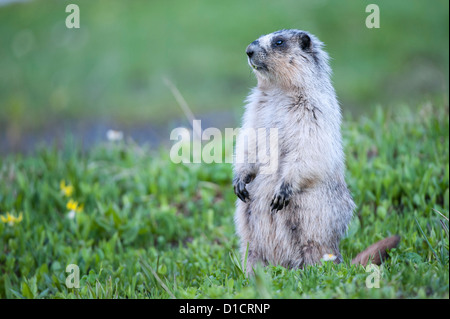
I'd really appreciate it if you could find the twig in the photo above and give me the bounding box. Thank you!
[432,208,449,221]
[163,77,202,140]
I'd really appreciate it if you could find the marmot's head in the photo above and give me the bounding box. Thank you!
[246,29,330,90]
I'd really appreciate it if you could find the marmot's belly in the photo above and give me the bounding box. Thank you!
[237,175,353,266]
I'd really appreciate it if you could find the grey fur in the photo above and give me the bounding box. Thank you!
[234,29,355,272]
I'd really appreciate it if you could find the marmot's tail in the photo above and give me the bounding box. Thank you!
[351,235,400,266]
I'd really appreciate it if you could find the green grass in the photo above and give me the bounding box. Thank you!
[0,101,448,299]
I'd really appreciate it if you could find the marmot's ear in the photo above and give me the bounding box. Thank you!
[298,32,311,50]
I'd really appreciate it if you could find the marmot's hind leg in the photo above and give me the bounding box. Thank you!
[242,247,265,275]
[299,240,342,267]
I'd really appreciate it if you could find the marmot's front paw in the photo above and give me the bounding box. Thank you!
[233,174,255,202]
[270,182,293,212]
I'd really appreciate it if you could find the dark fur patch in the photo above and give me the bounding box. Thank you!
[311,52,320,65]
[298,32,311,51]
[271,36,288,52]
[280,181,293,197]
[304,105,322,128]
[312,108,318,121]
[295,31,321,66]
[287,94,307,111]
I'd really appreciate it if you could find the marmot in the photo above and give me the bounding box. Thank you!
[233,29,399,272]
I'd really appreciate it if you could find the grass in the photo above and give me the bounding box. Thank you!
[0,101,448,299]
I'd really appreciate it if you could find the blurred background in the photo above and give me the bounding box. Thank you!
[0,0,448,154]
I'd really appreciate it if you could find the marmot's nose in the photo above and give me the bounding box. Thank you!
[246,47,254,58]
[246,40,259,58]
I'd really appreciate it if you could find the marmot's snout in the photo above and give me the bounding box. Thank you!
[245,41,257,58]
[246,40,267,71]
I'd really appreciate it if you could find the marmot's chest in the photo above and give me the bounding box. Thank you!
[253,100,312,132]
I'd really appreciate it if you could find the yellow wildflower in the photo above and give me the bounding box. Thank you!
[66,199,83,212]
[60,180,74,197]
[0,212,23,226]
[66,200,83,219]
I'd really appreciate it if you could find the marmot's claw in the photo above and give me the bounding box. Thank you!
[270,182,293,212]
[234,180,250,202]
[270,194,286,212]
[233,173,255,202]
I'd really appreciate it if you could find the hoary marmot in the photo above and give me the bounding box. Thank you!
[233,29,399,272]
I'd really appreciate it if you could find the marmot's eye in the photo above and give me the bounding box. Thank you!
[275,39,284,46]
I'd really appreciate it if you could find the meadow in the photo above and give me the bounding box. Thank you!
[0,0,448,299]
[0,101,448,298]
